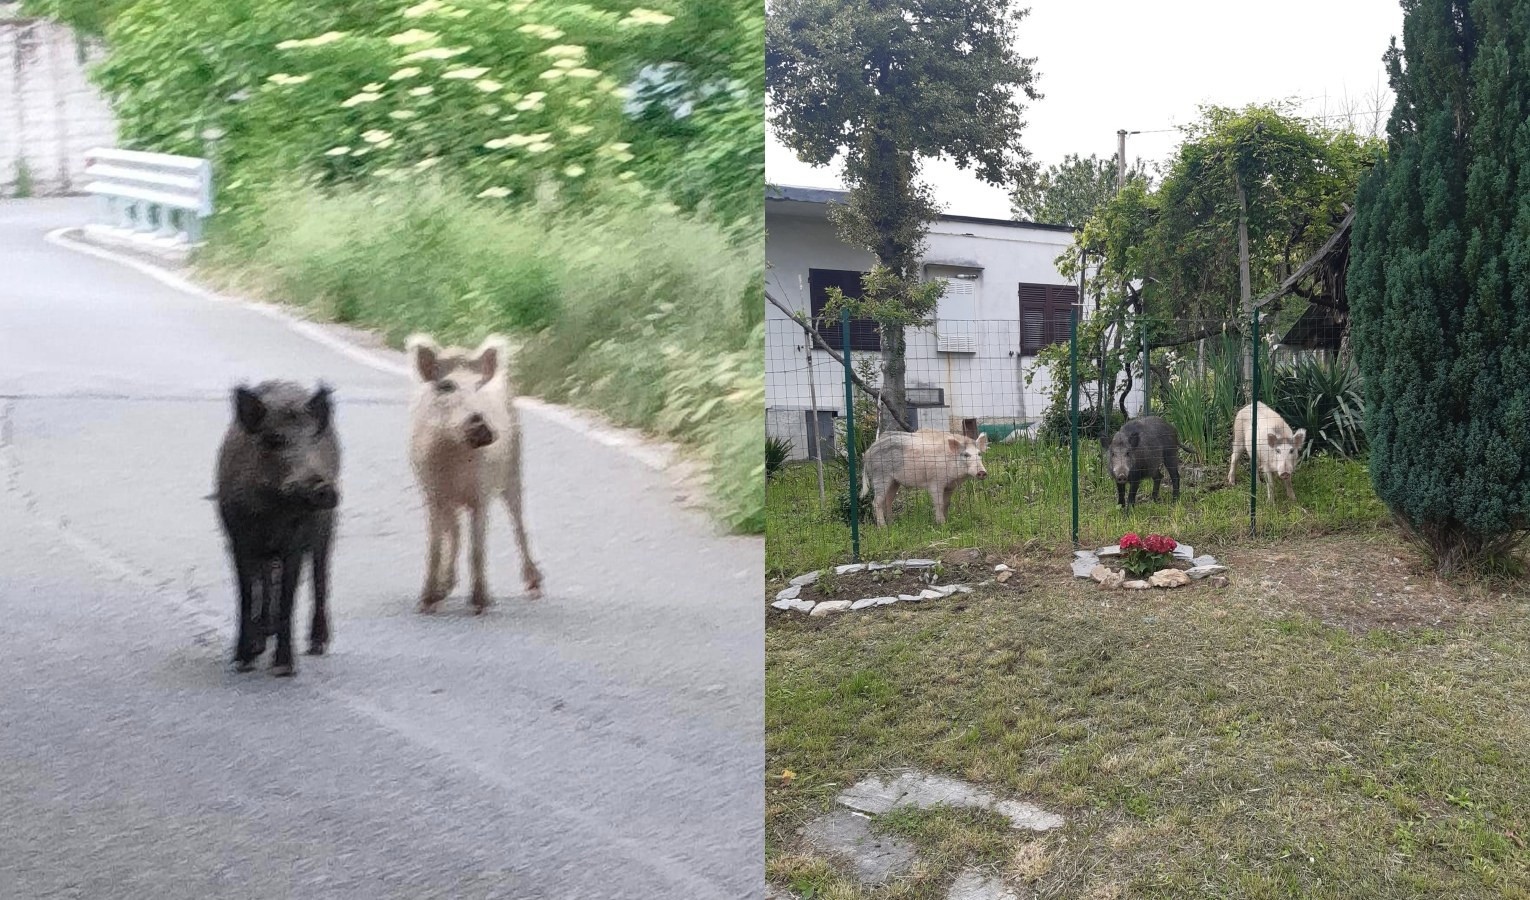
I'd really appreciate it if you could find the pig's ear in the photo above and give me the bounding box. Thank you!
[1292,428,1306,450]
[405,334,440,382]
[234,386,266,433]
[976,433,989,451]
[473,335,509,387]
[1099,435,1111,448]
[945,434,963,453]
[308,383,333,434]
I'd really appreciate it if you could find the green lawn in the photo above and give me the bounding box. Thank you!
[767,442,1389,578]
[766,533,1530,898]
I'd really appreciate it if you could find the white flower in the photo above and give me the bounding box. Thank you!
[474,79,503,92]
[540,44,586,60]
[619,8,674,27]
[566,124,592,136]
[563,164,585,178]
[414,157,441,170]
[388,29,439,46]
[553,58,579,70]
[341,91,383,107]
[362,82,384,92]
[572,98,592,108]
[516,24,565,39]
[324,146,351,156]
[442,66,490,80]
[402,0,444,17]
[477,186,511,199]
[565,67,600,79]
[539,69,566,80]
[389,109,418,119]
[390,66,422,80]
[361,129,393,144]
[526,142,553,154]
[266,73,312,86]
[399,46,469,61]
[276,31,348,49]
[408,86,435,96]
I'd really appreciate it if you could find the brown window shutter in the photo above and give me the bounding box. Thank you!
[809,268,881,352]
[1019,283,1048,354]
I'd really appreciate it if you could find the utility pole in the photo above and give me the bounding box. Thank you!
[1119,129,1149,415]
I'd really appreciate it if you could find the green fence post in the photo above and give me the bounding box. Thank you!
[1140,311,1150,416]
[1249,307,1259,538]
[841,308,860,562]
[1069,294,1080,547]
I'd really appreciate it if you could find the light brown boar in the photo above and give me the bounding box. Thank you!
[1227,401,1306,502]
[406,334,542,613]
[859,429,989,526]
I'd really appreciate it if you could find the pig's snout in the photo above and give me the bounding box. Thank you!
[287,474,339,510]
[973,467,988,479]
[464,413,496,448]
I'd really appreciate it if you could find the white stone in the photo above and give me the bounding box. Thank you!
[933,584,961,596]
[810,600,852,617]
[903,558,938,568]
[1096,545,1122,557]
[1072,555,1100,578]
[1122,580,1151,590]
[994,563,1011,572]
[952,585,973,594]
[873,596,901,606]
[1173,543,1195,561]
[1089,564,1112,584]
[947,869,1020,900]
[774,585,801,601]
[790,571,820,587]
[834,564,866,575]
[898,594,921,602]
[1192,555,1218,568]
[866,562,892,571]
[919,589,944,600]
[771,598,816,612]
[1150,568,1190,588]
[1186,564,1228,580]
[838,771,1064,832]
[850,597,882,610]
[1100,570,1125,589]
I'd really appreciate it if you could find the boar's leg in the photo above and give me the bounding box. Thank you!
[270,549,302,677]
[440,511,460,598]
[1284,474,1296,502]
[232,549,262,672]
[1127,479,1140,508]
[928,484,949,525]
[871,479,898,527]
[1115,481,1126,508]
[469,502,493,613]
[418,505,449,612]
[501,483,542,598]
[1165,450,1181,501]
[942,483,958,520]
[1150,471,1162,502]
[307,519,332,656]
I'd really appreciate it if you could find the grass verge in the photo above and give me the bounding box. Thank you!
[766,533,1530,898]
[199,179,763,532]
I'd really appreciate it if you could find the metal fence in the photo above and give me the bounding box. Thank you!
[765,296,1304,567]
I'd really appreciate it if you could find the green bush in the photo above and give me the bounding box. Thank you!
[1271,354,1365,459]
[765,435,791,480]
[1348,0,1530,573]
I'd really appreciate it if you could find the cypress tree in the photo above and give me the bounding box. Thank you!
[1349,0,1530,573]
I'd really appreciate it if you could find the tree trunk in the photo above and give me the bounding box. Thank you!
[879,325,909,433]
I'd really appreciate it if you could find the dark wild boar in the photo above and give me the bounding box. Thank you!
[1102,416,1181,508]
[214,381,340,676]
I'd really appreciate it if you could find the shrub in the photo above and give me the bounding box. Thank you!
[765,435,791,480]
[1271,354,1365,459]
[1348,1,1530,573]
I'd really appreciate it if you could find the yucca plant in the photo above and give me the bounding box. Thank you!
[1271,354,1365,459]
[765,435,792,480]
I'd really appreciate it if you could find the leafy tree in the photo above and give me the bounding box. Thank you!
[18,0,132,35]
[1348,0,1530,573]
[1010,152,1148,227]
[767,0,1039,429]
[1042,104,1379,421]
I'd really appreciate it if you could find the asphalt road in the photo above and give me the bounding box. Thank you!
[0,198,763,900]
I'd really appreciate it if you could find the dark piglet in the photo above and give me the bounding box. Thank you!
[214,381,340,677]
[1102,415,1181,508]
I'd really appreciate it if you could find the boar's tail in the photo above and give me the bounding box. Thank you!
[859,467,870,499]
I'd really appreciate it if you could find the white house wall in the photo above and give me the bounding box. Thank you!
[767,208,1144,457]
[0,13,117,197]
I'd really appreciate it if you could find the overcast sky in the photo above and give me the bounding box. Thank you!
[766,0,1406,219]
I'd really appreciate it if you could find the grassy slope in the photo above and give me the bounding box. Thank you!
[766,534,1530,899]
[199,181,763,532]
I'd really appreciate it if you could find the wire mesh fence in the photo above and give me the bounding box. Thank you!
[765,295,1353,575]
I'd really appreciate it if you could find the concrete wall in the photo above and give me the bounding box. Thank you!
[0,11,116,197]
[766,202,1145,459]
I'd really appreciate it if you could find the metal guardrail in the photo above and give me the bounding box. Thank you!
[81,148,213,244]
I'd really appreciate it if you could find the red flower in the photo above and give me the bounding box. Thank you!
[1119,533,1143,551]
[1141,534,1179,555]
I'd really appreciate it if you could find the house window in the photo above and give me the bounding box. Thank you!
[809,268,881,351]
[1018,283,1079,355]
